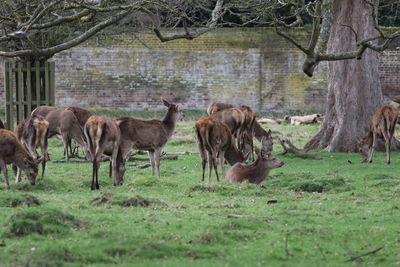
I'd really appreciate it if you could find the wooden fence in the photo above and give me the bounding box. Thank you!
[4,61,55,130]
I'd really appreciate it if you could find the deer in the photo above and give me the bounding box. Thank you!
[14,115,49,182]
[207,102,274,153]
[358,105,399,164]
[31,106,89,161]
[84,115,125,190]
[225,137,284,185]
[116,99,183,178]
[0,129,42,190]
[195,116,249,182]
[65,107,92,156]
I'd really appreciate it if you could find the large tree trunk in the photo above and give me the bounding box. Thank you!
[305,0,384,152]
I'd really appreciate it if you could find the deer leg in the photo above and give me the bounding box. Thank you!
[148,150,156,176]
[15,167,22,184]
[154,148,162,178]
[111,145,119,186]
[91,159,97,190]
[40,144,47,177]
[207,151,213,183]
[212,150,220,182]
[382,130,392,165]
[367,132,377,163]
[0,160,10,190]
[62,134,70,161]
[219,151,226,179]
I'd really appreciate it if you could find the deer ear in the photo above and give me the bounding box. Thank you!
[267,129,272,136]
[162,99,171,107]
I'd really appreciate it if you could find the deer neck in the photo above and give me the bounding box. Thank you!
[225,144,243,165]
[162,108,178,132]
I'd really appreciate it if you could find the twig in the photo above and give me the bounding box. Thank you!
[164,151,199,155]
[129,156,178,161]
[344,246,384,262]
[277,138,322,160]
[284,232,292,259]
[128,163,151,169]
[226,214,270,220]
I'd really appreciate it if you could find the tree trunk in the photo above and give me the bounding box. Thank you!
[305,0,384,152]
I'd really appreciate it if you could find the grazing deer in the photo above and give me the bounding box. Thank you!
[84,115,124,190]
[225,137,284,185]
[32,107,89,160]
[117,99,183,177]
[0,129,42,190]
[207,102,273,153]
[359,105,399,164]
[195,116,247,182]
[14,115,49,182]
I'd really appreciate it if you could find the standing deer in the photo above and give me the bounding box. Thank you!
[65,107,92,156]
[14,115,49,181]
[207,102,274,153]
[0,129,42,190]
[84,115,125,190]
[117,99,183,177]
[225,137,284,185]
[32,106,89,160]
[195,116,247,182]
[359,105,399,164]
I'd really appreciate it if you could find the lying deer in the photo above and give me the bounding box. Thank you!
[116,99,183,177]
[359,105,399,164]
[0,129,42,190]
[32,106,89,160]
[225,137,284,185]
[84,115,124,190]
[14,115,49,181]
[195,116,248,182]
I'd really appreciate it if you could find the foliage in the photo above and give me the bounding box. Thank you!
[0,114,399,266]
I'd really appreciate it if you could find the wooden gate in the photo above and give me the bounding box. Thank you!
[4,61,55,130]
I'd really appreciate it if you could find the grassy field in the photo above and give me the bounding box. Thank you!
[0,110,399,267]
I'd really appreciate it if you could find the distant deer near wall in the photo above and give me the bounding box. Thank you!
[195,116,247,182]
[358,105,399,164]
[0,129,42,190]
[116,99,183,177]
[225,137,284,185]
[84,115,125,190]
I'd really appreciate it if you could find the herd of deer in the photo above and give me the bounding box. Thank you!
[0,100,398,191]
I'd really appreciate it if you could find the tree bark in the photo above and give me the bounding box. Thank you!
[305,0,384,152]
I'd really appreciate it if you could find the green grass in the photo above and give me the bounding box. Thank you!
[0,111,399,266]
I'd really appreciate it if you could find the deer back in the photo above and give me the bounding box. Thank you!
[207,102,235,115]
[66,107,92,127]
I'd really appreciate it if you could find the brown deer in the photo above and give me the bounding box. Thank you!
[84,115,125,190]
[195,116,247,182]
[14,115,49,181]
[116,99,183,177]
[207,102,273,153]
[32,106,89,160]
[253,122,273,152]
[65,107,92,156]
[225,137,284,185]
[0,129,42,190]
[359,105,399,164]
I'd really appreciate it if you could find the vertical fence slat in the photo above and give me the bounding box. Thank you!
[50,62,55,105]
[35,61,41,106]
[26,61,32,114]
[17,62,24,125]
[5,62,11,130]
[45,62,50,106]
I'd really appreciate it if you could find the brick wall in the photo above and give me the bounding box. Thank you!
[1,28,399,113]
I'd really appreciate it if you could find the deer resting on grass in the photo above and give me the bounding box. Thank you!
[0,129,42,190]
[84,115,125,190]
[116,99,183,177]
[359,105,399,164]
[195,116,248,182]
[225,137,284,185]
[14,115,49,182]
